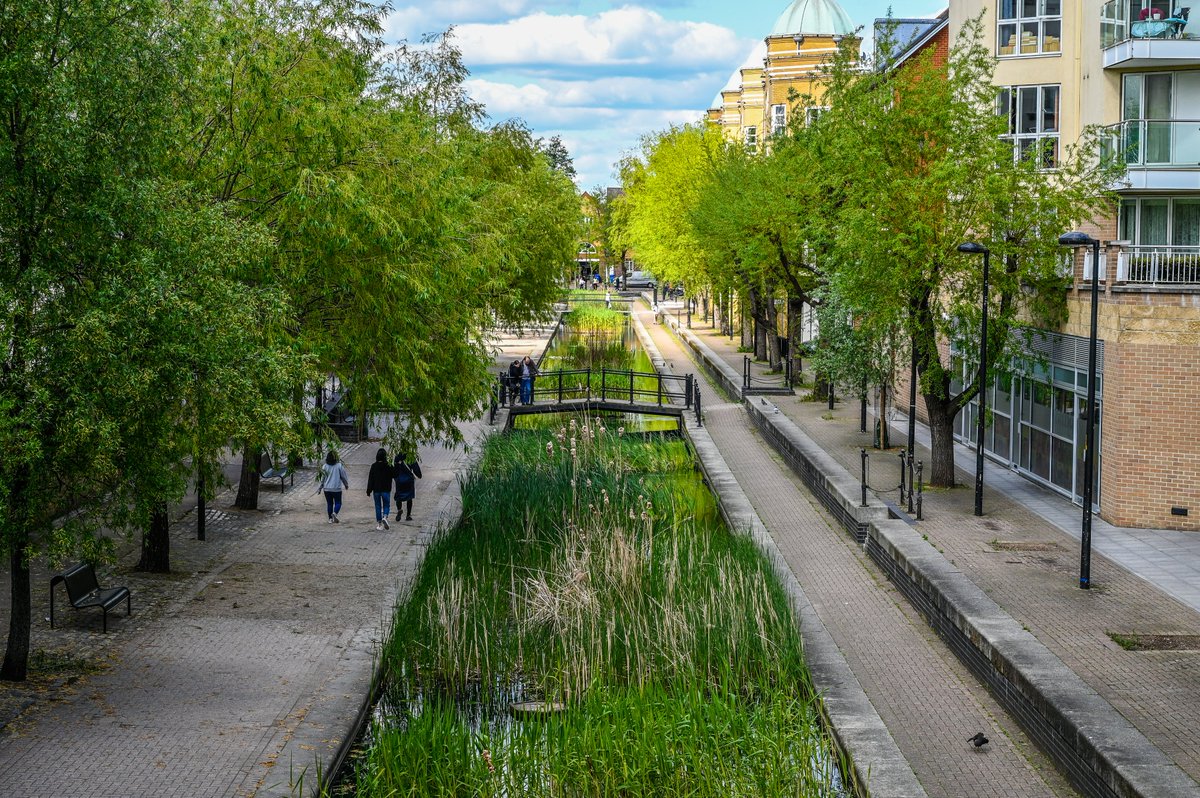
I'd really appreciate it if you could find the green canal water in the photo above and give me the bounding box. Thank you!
[332,306,849,797]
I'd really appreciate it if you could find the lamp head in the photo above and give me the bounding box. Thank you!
[1058,231,1098,248]
[957,242,988,255]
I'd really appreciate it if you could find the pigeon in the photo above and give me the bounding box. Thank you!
[967,732,989,748]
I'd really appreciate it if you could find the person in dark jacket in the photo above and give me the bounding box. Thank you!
[507,359,522,405]
[366,447,393,530]
[393,451,422,521]
[520,355,539,405]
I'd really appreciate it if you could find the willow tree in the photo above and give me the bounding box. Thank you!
[817,20,1121,486]
[0,0,298,679]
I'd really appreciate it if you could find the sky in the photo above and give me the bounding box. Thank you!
[382,1,943,189]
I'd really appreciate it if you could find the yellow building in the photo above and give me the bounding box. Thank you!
[708,0,857,150]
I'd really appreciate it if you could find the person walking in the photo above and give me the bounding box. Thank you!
[393,452,422,521]
[366,447,393,530]
[605,287,612,308]
[319,450,349,524]
[520,355,539,405]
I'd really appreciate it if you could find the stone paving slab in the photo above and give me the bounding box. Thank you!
[680,314,1200,788]
[636,305,1075,798]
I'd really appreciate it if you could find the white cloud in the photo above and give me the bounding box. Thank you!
[451,7,749,70]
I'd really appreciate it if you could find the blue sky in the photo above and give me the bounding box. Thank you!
[383,1,944,189]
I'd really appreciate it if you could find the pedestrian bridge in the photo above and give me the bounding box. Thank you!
[492,367,702,429]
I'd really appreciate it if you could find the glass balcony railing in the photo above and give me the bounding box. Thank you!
[1101,0,1192,47]
[1103,120,1200,167]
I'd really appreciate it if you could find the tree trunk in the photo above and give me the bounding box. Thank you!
[2,539,31,681]
[926,397,958,487]
[787,296,804,381]
[741,292,753,350]
[701,291,710,324]
[137,503,171,573]
[234,443,262,510]
[764,292,782,369]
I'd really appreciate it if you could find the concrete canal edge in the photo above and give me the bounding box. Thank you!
[662,314,1200,798]
[632,312,927,798]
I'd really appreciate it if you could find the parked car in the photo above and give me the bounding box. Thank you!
[624,270,656,289]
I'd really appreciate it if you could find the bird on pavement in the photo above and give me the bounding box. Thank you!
[967,732,989,748]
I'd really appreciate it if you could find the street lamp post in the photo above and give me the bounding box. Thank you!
[958,242,990,517]
[1058,231,1101,590]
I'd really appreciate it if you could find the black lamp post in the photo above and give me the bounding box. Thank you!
[958,242,990,517]
[1058,231,1101,590]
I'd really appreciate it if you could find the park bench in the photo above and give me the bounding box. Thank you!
[49,563,131,633]
[261,462,294,491]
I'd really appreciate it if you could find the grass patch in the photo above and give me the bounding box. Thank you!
[348,423,848,797]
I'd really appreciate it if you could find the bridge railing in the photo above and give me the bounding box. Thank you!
[497,368,693,409]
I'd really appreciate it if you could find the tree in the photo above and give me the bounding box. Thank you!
[815,19,1122,485]
[0,0,297,678]
[538,135,577,181]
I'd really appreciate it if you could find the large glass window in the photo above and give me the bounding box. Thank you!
[998,0,1061,56]
[1119,197,1200,246]
[998,85,1060,167]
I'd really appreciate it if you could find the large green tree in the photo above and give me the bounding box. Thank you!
[815,20,1122,485]
[0,0,296,679]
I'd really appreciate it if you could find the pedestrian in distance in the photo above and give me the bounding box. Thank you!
[520,355,539,405]
[366,447,393,530]
[393,451,422,521]
[319,450,349,524]
[507,358,522,405]
[605,287,612,308]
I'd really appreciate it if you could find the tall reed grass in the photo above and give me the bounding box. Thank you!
[341,419,851,797]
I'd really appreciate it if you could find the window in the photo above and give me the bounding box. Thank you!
[771,104,786,135]
[997,0,1061,56]
[997,85,1060,167]
[1119,197,1200,247]
[744,125,757,152]
[804,107,828,126]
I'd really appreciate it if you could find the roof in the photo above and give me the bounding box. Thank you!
[874,9,949,67]
[770,0,856,37]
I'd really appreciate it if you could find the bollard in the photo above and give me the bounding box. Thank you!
[907,454,916,514]
[695,384,703,426]
[860,448,868,507]
[743,355,750,390]
[899,450,908,503]
[860,392,867,433]
[916,461,924,520]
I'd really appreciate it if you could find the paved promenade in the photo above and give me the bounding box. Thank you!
[648,302,1200,794]
[0,326,550,798]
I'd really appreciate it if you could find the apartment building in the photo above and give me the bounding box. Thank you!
[948,0,1200,529]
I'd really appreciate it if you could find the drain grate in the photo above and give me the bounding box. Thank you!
[1109,633,1200,651]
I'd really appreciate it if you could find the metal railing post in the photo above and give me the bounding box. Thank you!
[695,384,702,426]
[657,373,663,406]
[860,449,868,507]
[601,367,607,402]
[629,370,635,404]
[743,355,750,390]
[916,461,924,520]
[558,370,563,403]
[686,374,694,409]
[907,455,916,514]
[899,450,908,504]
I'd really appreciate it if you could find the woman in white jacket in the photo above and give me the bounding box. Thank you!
[319,450,350,523]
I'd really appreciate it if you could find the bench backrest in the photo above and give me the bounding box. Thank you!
[62,564,101,601]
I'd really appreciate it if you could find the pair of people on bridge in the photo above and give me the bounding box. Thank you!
[506,355,539,405]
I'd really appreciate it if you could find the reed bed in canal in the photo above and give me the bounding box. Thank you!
[349,420,849,797]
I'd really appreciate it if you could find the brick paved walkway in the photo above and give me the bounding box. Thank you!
[0,327,549,798]
[668,306,1200,788]
[637,305,1076,797]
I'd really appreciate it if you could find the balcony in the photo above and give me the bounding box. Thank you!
[1101,1,1200,68]
[1103,120,1200,190]
[1114,245,1200,285]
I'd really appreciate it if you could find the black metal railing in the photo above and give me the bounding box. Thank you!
[498,368,694,410]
